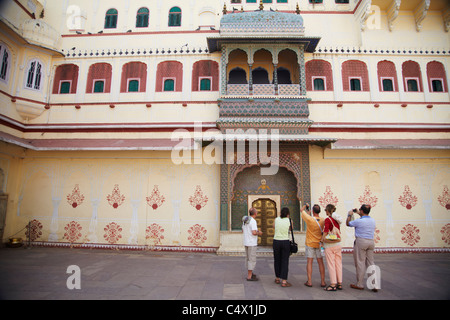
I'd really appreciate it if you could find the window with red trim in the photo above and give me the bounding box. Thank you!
[192,60,219,91]
[341,60,369,92]
[120,61,147,93]
[305,59,333,91]
[155,61,183,92]
[53,64,79,94]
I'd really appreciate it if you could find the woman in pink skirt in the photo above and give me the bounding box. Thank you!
[322,204,343,291]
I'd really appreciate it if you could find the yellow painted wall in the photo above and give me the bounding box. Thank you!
[310,145,450,248]
[0,145,220,249]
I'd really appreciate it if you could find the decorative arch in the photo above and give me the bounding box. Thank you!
[192,60,219,91]
[52,64,79,94]
[306,59,333,91]
[427,61,448,93]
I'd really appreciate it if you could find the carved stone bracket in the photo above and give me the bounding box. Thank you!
[414,0,430,32]
[387,0,401,31]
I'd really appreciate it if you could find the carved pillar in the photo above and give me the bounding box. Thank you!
[298,46,306,96]
[248,64,253,95]
[273,64,278,95]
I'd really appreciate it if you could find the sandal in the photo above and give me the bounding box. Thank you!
[304,281,312,287]
[350,284,364,290]
[281,281,292,287]
[247,275,258,281]
[274,278,281,284]
[324,285,337,291]
[337,283,343,290]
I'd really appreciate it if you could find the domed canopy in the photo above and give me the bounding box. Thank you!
[220,10,305,35]
[207,10,320,53]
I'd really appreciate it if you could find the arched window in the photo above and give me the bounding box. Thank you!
[305,59,333,91]
[136,7,149,28]
[427,61,448,93]
[86,63,112,93]
[156,61,183,92]
[105,9,118,29]
[276,67,292,84]
[341,60,369,91]
[53,64,79,94]
[402,61,422,92]
[192,60,219,91]
[377,60,398,92]
[168,7,181,27]
[228,68,247,84]
[0,44,10,81]
[120,62,147,93]
[26,60,43,90]
[252,67,270,84]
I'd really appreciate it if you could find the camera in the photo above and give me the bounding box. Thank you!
[352,209,357,213]
[306,204,310,211]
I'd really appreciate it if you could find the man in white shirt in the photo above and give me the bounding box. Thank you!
[242,207,262,281]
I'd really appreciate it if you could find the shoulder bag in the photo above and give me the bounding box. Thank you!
[323,217,341,243]
[289,218,298,255]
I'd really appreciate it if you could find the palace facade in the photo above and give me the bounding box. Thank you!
[0,0,449,253]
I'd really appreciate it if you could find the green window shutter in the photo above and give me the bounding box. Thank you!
[263,0,272,3]
[105,9,118,29]
[164,79,175,91]
[382,79,393,92]
[407,79,418,92]
[432,80,443,92]
[60,81,71,94]
[128,80,139,92]
[136,8,149,27]
[94,80,104,93]
[168,7,181,26]
[313,78,325,91]
[277,0,288,3]
[350,79,361,91]
[200,79,211,91]
[246,0,257,3]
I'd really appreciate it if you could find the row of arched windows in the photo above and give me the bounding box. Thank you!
[104,7,182,29]
[306,59,448,93]
[52,60,219,94]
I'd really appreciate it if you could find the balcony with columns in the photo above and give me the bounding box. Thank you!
[207,4,321,134]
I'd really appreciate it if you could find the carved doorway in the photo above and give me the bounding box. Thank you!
[251,198,277,246]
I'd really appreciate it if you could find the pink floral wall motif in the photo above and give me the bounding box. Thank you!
[358,185,378,208]
[67,184,85,208]
[401,224,421,246]
[146,185,165,210]
[104,222,122,244]
[437,185,450,210]
[398,185,418,210]
[440,224,450,245]
[107,184,125,209]
[64,221,82,243]
[189,185,208,210]
[318,186,338,208]
[146,223,165,245]
[188,224,207,246]
[25,219,42,241]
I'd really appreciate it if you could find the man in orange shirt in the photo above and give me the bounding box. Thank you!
[301,204,326,288]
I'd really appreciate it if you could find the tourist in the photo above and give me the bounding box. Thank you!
[322,204,343,291]
[273,207,292,287]
[347,204,378,292]
[242,207,262,281]
[301,204,326,288]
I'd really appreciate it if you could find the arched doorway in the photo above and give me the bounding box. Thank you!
[252,198,277,246]
[231,166,301,232]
